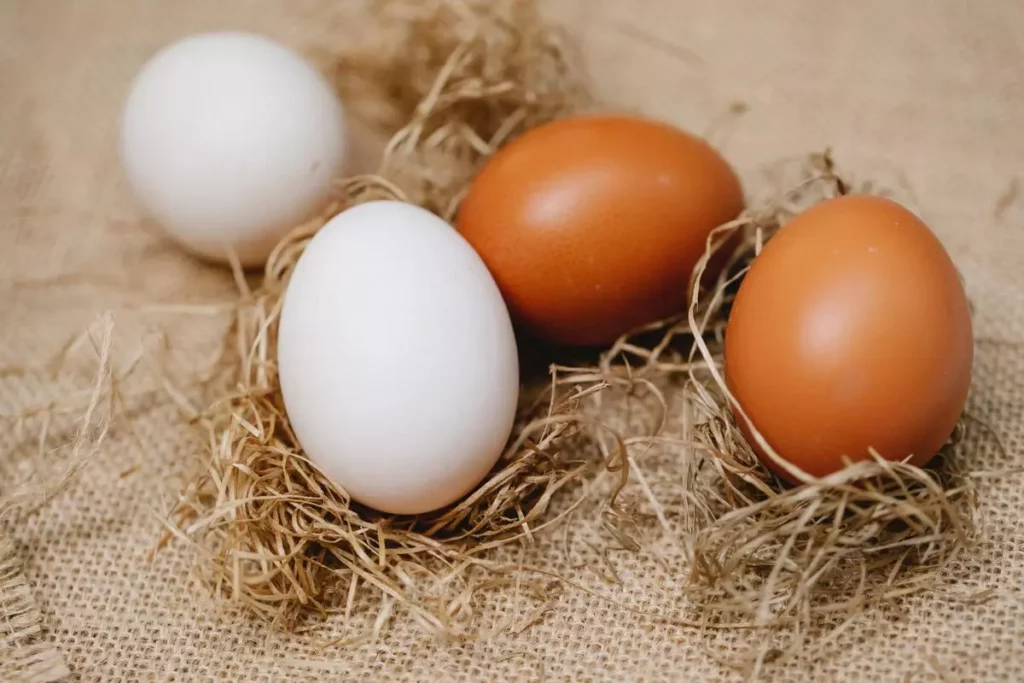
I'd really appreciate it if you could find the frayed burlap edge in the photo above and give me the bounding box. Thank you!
[0,533,70,683]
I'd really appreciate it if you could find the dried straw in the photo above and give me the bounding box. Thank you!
[333,0,590,220]
[0,313,118,524]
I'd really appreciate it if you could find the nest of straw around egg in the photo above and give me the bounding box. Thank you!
[165,0,985,666]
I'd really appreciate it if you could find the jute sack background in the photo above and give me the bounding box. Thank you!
[2,0,1023,681]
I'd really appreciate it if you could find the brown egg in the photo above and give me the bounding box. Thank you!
[724,195,973,482]
[457,115,744,346]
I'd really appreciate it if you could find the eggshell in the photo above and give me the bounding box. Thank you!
[724,195,973,481]
[120,32,347,267]
[277,201,519,514]
[457,115,744,346]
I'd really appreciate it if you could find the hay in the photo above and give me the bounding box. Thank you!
[0,314,117,524]
[333,0,590,220]
[163,0,983,668]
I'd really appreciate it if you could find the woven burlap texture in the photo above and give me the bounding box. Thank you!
[2,1,1023,681]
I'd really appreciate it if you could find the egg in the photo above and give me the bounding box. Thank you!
[120,32,347,267]
[724,195,973,482]
[457,114,744,346]
[277,201,519,514]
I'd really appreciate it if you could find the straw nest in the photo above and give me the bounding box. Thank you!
[160,0,982,666]
[640,153,980,675]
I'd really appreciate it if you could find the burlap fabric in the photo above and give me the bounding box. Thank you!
[2,1,1023,681]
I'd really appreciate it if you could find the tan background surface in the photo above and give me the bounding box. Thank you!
[2,1,1023,681]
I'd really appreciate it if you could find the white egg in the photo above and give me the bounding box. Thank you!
[277,201,520,515]
[120,32,347,267]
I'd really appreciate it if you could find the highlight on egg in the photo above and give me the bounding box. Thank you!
[277,201,520,515]
[724,194,973,482]
[120,31,348,267]
[457,114,745,346]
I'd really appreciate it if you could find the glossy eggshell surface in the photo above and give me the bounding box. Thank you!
[457,115,744,346]
[724,195,973,481]
[277,201,520,515]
